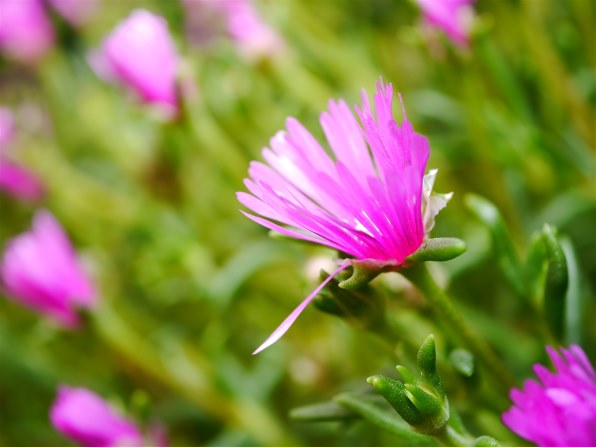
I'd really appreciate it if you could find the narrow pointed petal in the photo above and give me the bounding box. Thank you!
[253,264,349,354]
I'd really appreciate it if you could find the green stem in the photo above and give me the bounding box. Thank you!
[434,426,473,447]
[403,264,516,392]
[90,302,300,447]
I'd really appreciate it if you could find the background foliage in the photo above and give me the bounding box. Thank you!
[0,0,594,445]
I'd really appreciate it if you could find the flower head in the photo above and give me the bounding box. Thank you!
[238,81,449,353]
[89,9,179,115]
[0,107,15,147]
[50,386,145,447]
[48,0,101,27]
[0,107,44,201]
[416,0,475,47]
[182,0,285,60]
[0,211,95,327]
[502,345,596,447]
[0,0,54,63]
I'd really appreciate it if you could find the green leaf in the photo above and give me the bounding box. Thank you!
[561,237,584,345]
[417,335,444,396]
[334,393,438,445]
[473,435,502,447]
[541,225,569,341]
[465,194,526,297]
[525,230,548,307]
[449,349,475,378]
[289,401,360,422]
[367,375,423,425]
[405,238,467,264]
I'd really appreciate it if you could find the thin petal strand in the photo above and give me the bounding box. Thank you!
[253,264,350,354]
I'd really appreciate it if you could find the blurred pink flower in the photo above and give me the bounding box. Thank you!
[0,211,95,327]
[0,107,15,147]
[50,386,145,447]
[48,0,100,26]
[89,9,179,115]
[0,161,45,200]
[416,0,475,47]
[502,345,596,447]
[0,0,54,63]
[238,81,449,353]
[0,107,44,201]
[182,0,284,59]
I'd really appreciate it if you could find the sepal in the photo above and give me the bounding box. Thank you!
[472,436,501,447]
[405,238,466,264]
[313,270,386,330]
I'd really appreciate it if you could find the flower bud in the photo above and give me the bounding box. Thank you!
[51,386,144,447]
[89,10,179,117]
[0,0,54,63]
[368,335,450,435]
[50,385,168,447]
[0,211,95,327]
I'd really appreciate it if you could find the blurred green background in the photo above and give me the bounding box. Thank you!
[0,0,594,445]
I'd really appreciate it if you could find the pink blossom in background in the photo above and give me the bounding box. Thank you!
[502,345,596,447]
[182,0,285,59]
[0,161,45,200]
[0,107,44,201]
[416,0,475,47]
[0,107,15,148]
[48,0,101,27]
[238,81,450,353]
[50,386,145,447]
[0,0,54,63]
[0,211,95,327]
[89,9,179,115]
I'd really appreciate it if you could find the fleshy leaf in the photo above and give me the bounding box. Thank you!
[465,194,526,297]
[405,238,466,264]
[290,401,360,422]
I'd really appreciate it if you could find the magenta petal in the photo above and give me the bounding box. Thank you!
[238,81,430,264]
[238,81,440,350]
[0,161,44,201]
[416,0,475,47]
[502,345,596,447]
[0,0,54,63]
[50,385,143,447]
[253,264,350,355]
[0,211,96,327]
[90,9,179,113]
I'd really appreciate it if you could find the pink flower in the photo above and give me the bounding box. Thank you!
[0,161,45,200]
[89,10,179,115]
[48,0,100,27]
[238,81,450,353]
[502,345,596,447]
[416,0,475,47]
[0,0,54,63]
[0,211,95,327]
[0,107,44,201]
[182,0,284,59]
[50,386,145,447]
[0,107,14,147]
